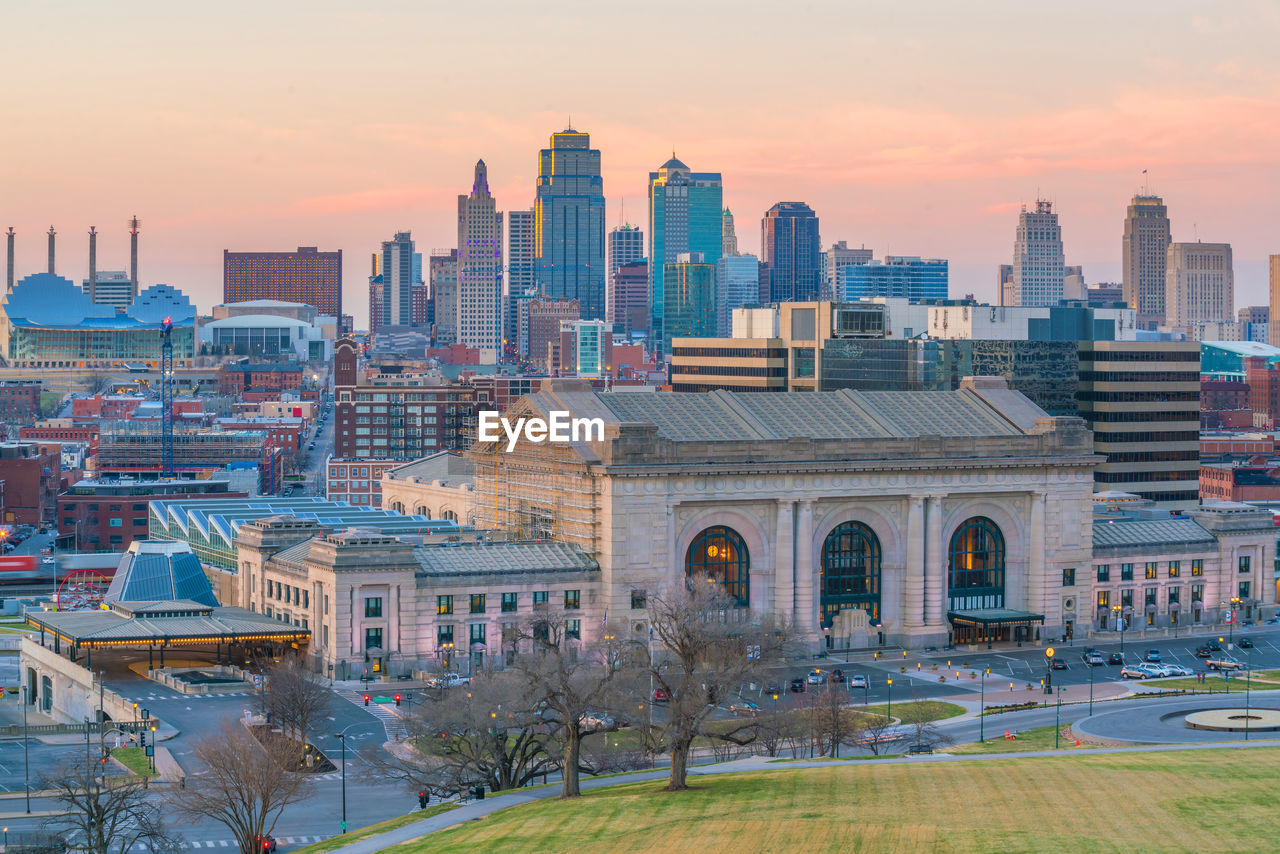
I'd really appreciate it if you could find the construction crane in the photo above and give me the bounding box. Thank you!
[160,316,174,477]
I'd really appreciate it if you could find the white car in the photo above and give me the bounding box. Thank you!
[1159,664,1193,677]
[807,670,827,685]
[850,674,868,689]
[1121,664,1155,679]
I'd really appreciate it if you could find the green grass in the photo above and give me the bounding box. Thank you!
[394,748,1280,853]
[944,724,1099,754]
[855,700,966,723]
[110,747,158,778]
[289,803,458,853]
[1141,676,1246,693]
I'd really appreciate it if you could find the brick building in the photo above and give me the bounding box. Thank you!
[223,247,343,319]
[0,442,61,525]
[1246,356,1280,428]
[1201,378,1250,412]
[218,363,305,395]
[1201,462,1280,503]
[213,417,304,453]
[20,423,101,455]
[324,458,400,507]
[57,478,248,552]
[527,298,579,370]
[0,382,43,420]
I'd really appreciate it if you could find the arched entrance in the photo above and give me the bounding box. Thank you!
[685,526,750,606]
[819,521,881,628]
[948,516,1006,644]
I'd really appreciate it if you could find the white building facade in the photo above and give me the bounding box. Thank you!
[457,161,504,351]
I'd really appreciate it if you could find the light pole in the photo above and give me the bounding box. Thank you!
[1088,659,1095,717]
[1054,686,1062,750]
[886,678,892,720]
[979,667,989,743]
[149,725,156,772]
[1228,597,1241,646]
[21,685,29,814]
[1044,647,1055,694]
[1245,644,1253,742]
[332,725,358,834]
[1110,605,1122,661]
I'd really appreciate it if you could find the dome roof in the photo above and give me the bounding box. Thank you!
[104,541,219,607]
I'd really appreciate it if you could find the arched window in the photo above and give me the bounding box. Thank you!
[820,522,881,627]
[685,526,750,606]
[948,517,1005,610]
[415,506,431,519]
[442,509,458,522]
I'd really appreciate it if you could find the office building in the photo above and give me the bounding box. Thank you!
[97,427,284,494]
[527,298,580,372]
[1122,194,1171,329]
[1087,283,1125,308]
[456,160,504,350]
[58,479,248,552]
[507,209,536,296]
[1238,306,1269,345]
[370,232,417,333]
[534,129,606,319]
[839,256,948,301]
[607,224,644,329]
[762,202,821,303]
[430,249,459,346]
[648,158,723,353]
[1166,242,1234,330]
[1064,265,1085,301]
[717,254,761,336]
[84,270,134,312]
[611,259,649,339]
[827,241,873,290]
[1077,340,1200,508]
[559,319,610,378]
[1011,200,1065,307]
[664,253,717,342]
[1268,257,1280,349]
[998,264,1015,307]
[223,247,342,319]
[722,208,738,257]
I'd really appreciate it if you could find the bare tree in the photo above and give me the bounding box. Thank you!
[642,585,793,790]
[167,720,313,854]
[900,695,954,751]
[851,710,902,756]
[804,685,861,757]
[41,746,178,854]
[509,618,635,797]
[363,672,556,797]
[262,658,331,765]
[84,371,114,395]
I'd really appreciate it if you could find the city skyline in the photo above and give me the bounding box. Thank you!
[5,2,1280,326]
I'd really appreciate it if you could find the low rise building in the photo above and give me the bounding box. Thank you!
[57,478,248,552]
[380,452,475,522]
[218,362,305,395]
[0,442,61,525]
[323,457,400,507]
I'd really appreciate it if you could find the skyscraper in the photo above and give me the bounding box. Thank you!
[827,241,873,290]
[507,209,536,295]
[534,129,606,320]
[371,232,416,330]
[457,160,504,350]
[607,224,644,328]
[1270,255,1280,348]
[717,254,760,336]
[761,202,821,303]
[1122,194,1171,330]
[1165,242,1234,329]
[998,264,1015,306]
[722,208,739,257]
[648,157,723,353]
[430,249,458,346]
[839,257,948,301]
[612,259,650,339]
[222,247,343,318]
[664,252,717,340]
[1011,200,1064,307]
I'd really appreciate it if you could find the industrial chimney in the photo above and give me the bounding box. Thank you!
[88,226,98,301]
[129,216,140,298]
[5,227,13,291]
[47,226,56,274]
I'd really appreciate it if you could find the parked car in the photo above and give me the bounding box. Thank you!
[763,684,782,697]
[789,678,806,693]
[729,701,761,718]
[256,836,278,852]
[652,688,669,703]
[850,674,868,689]
[1238,638,1254,649]
[906,743,934,755]
[1144,649,1161,663]
[1108,653,1124,665]
[830,668,845,683]
[807,670,827,685]
[1051,659,1067,670]
[1121,664,1152,679]
[1206,656,1243,671]
[1194,645,1213,658]
[1207,641,1224,652]
[425,673,473,688]
[580,712,615,730]
[1082,651,1105,666]
[1161,664,1194,677]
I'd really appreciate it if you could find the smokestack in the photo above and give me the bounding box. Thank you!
[5,227,13,291]
[88,226,98,301]
[47,226,56,274]
[129,215,139,298]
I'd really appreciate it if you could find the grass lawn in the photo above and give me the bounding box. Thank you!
[289,804,458,854]
[855,700,966,723]
[943,724,1099,755]
[110,747,157,778]
[1141,676,1246,693]
[397,747,1280,853]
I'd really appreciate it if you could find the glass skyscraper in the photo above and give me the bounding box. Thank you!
[664,253,717,340]
[839,256,948,301]
[762,202,821,303]
[534,129,606,320]
[649,157,723,354]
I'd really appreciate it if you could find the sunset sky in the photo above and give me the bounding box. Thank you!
[5,1,1280,326]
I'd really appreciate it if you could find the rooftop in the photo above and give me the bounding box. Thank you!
[1092,517,1216,550]
[414,541,597,578]
[386,451,475,485]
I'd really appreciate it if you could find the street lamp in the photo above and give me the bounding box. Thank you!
[332,729,354,834]
[1088,657,1095,717]
[1044,647,1055,694]
[886,678,892,720]
[1245,644,1253,742]
[979,667,989,743]
[1054,686,1062,750]
[1112,605,1125,661]
[1228,597,1242,646]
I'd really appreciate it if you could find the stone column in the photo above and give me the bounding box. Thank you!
[903,496,926,629]
[795,500,817,635]
[1027,492,1046,621]
[924,495,945,626]
[774,500,795,623]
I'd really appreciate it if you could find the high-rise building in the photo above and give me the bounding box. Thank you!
[559,319,610,378]
[998,264,1015,307]
[827,241,873,290]
[83,270,134,312]
[611,259,650,339]
[607,224,644,328]
[1268,256,1280,348]
[839,256,948,301]
[456,160,504,350]
[1077,340,1200,508]
[1122,194,1171,329]
[1064,265,1085,301]
[507,209,536,295]
[722,208,738,257]
[370,232,416,331]
[648,157,723,353]
[1239,305,1269,345]
[717,254,760,336]
[1166,242,1234,330]
[1011,200,1064,307]
[664,252,717,341]
[430,249,458,346]
[761,202,821,304]
[527,298,580,372]
[222,247,343,318]
[534,129,606,320]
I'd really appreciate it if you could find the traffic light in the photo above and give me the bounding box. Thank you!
[395,693,401,707]
[363,694,370,706]
[418,791,428,809]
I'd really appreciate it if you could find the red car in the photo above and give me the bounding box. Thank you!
[652,688,669,703]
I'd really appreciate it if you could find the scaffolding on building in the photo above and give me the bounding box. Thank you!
[98,425,268,472]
